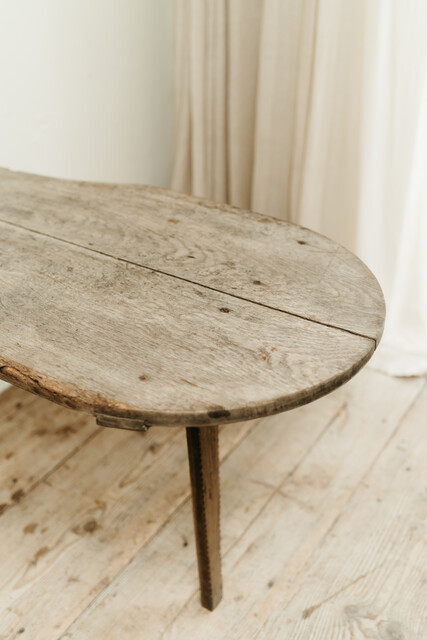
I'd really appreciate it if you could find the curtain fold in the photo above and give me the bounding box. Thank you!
[172,0,427,376]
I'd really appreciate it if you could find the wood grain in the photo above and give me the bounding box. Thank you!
[0,221,375,426]
[0,167,384,343]
[0,388,259,639]
[149,374,425,640]
[0,167,385,616]
[0,168,384,425]
[255,381,427,639]
[49,371,425,640]
[186,426,222,609]
[0,387,98,514]
[60,389,345,639]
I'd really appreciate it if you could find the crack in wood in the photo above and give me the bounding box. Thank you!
[0,217,378,345]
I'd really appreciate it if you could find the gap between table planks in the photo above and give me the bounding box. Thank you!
[0,167,384,341]
[0,220,377,427]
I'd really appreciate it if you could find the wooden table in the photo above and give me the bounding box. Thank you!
[0,168,385,611]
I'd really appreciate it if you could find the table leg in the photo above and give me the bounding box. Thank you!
[186,425,222,610]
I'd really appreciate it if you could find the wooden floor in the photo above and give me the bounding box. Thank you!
[0,368,425,639]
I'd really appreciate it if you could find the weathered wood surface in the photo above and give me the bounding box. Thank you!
[0,370,424,639]
[0,388,98,514]
[0,387,260,639]
[0,168,384,341]
[0,168,384,425]
[142,372,425,640]
[186,426,222,610]
[255,381,427,639]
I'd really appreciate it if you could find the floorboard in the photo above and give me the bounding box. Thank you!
[0,369,425,639]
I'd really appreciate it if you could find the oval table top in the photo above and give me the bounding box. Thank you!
[0,168,385,427]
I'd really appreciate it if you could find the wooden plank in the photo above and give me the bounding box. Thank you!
[0,388,98,513]
[186,426,222,610]
[142,371,421,640]
[0,385,35,422]
[255,381,427,639]
[55,378,343,640]
[0,404,259,639]
[0,167,384,342]
[0,222,374,426]
[57,370,423,640]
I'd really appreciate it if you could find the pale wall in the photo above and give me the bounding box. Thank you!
[0,0,174,185]
[0,0,174,393]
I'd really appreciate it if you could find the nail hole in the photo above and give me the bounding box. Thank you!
[11,489,24,502]
[139,375,148,381]
[219,308,230,313]
[83,519,98,533]
[297,240,307,245]
[253,280,261,285]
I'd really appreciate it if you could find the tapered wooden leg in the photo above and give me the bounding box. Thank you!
[186,425,222,610]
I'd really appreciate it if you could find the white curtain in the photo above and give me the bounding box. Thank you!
[172,0,427,376]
